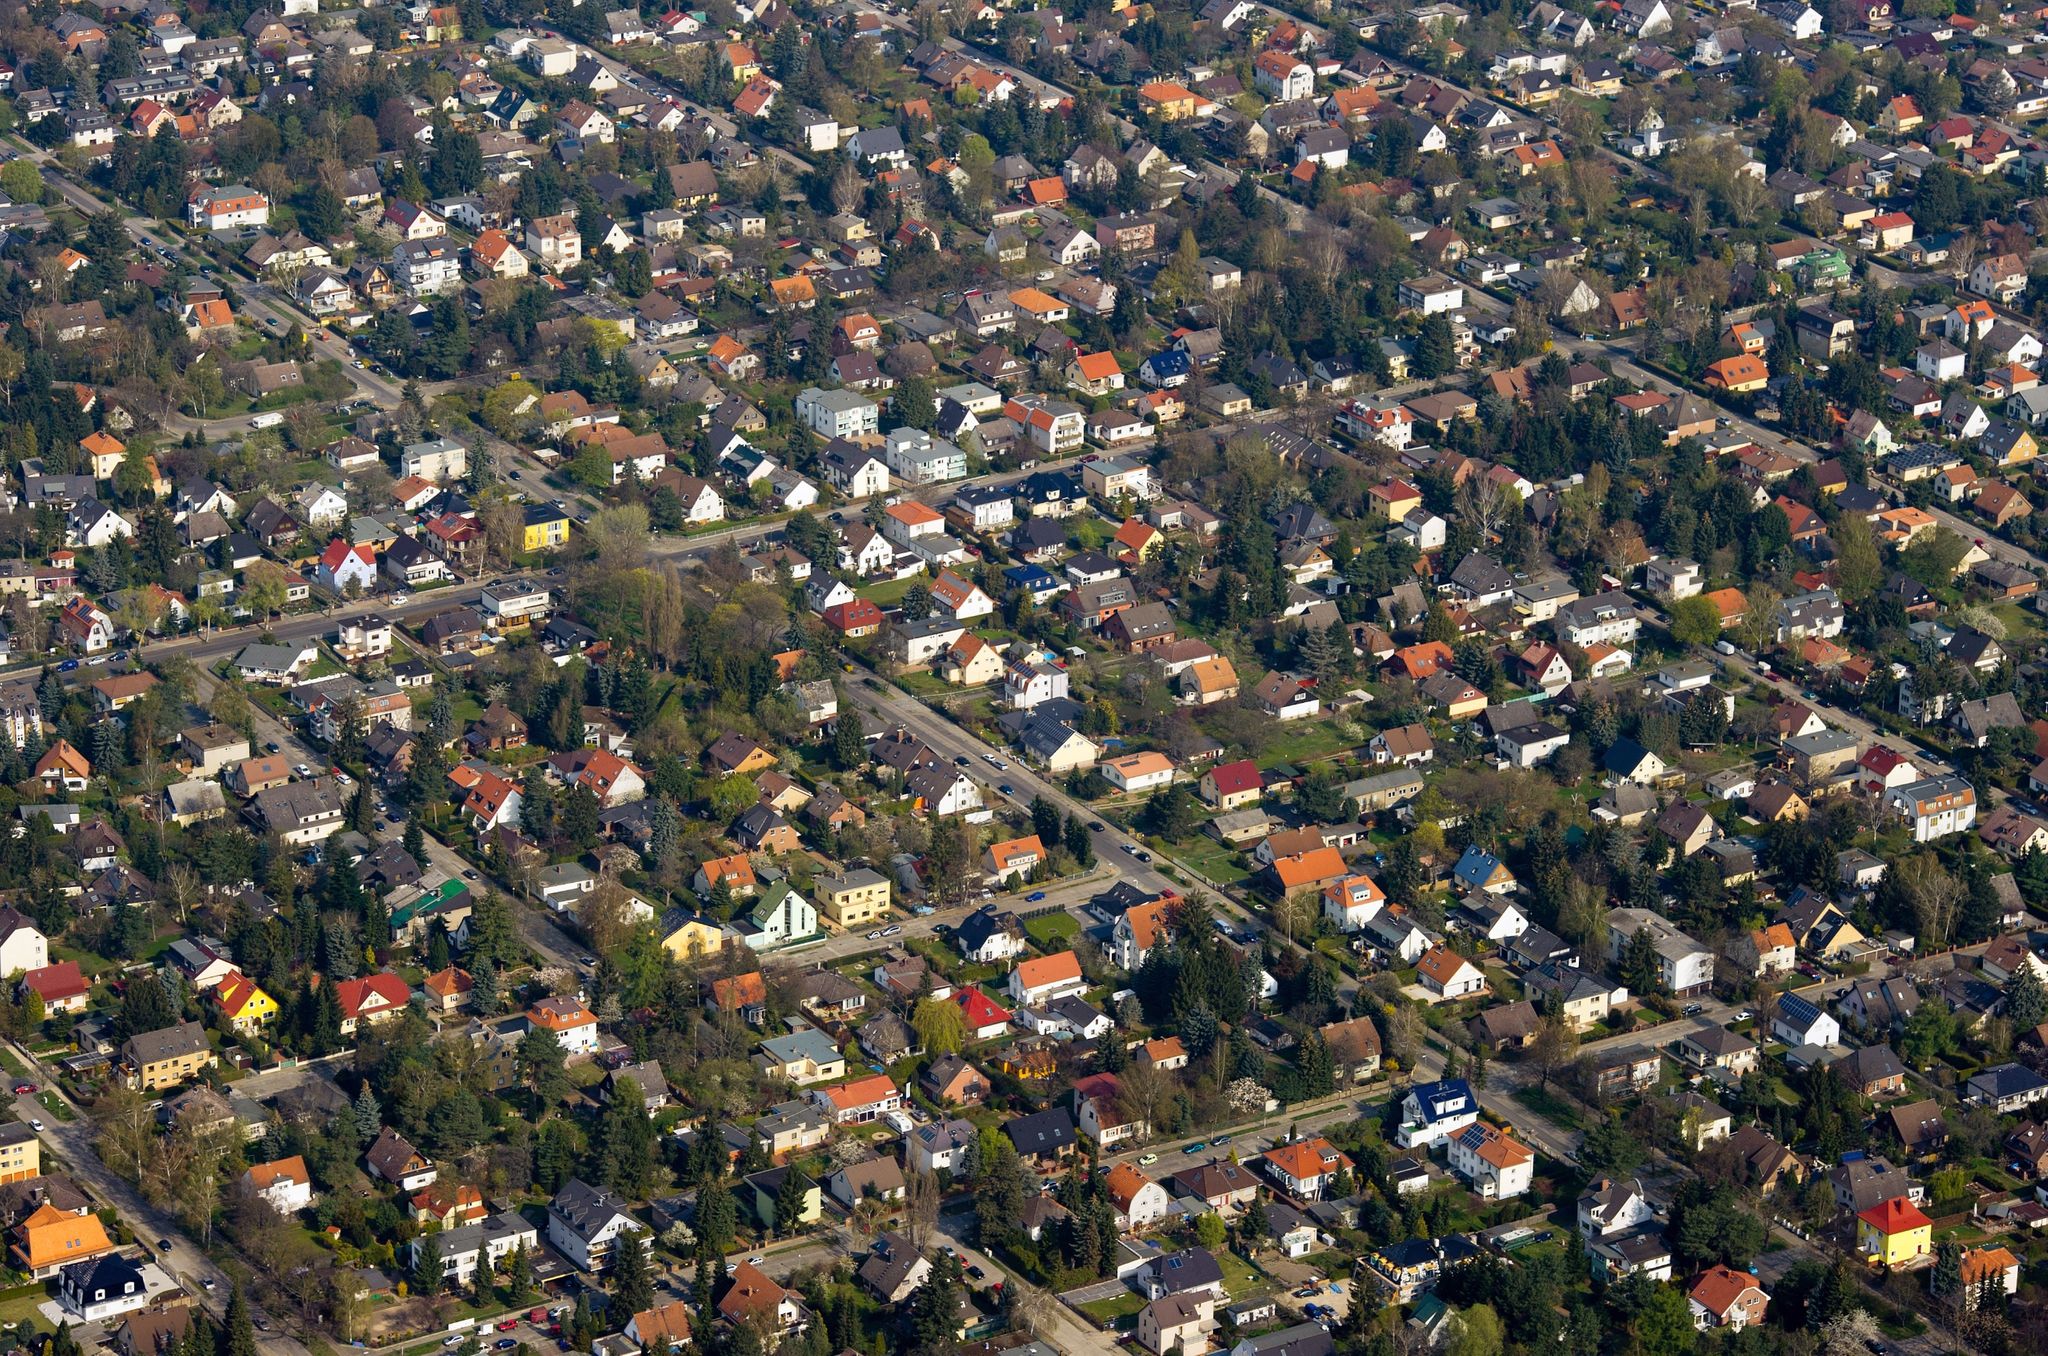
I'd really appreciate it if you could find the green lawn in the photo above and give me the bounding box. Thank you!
[1024,913,1079,946]
[1217,1248,1265,1297]
[858,576,922,608]
[0,1282,52,1336]
[1076,1291,1146,1329]
[1159,835,1250,885]
[1512,1085,1583,1130]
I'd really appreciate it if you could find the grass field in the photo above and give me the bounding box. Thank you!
[1024,913,1079,946]
[1513,1084,1583,1130]
[1076,1291,1146,1329]
[1161,835,1250,885]
[1217,1248,1266,1297]
[0,1282,52,1336]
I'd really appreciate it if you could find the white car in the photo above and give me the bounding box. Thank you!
[293,763,311,777]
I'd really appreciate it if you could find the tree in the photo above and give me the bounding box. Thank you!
[412,1233,444,1296]
[1667,595,1722,648]
[1619,927,1663,995]
[1030,796,1062,847]
[912,997,966,1054]
[1450,1303,1504,1356]
[773,1166,811,1236]
[695,1178,737,1255]
[609,1225,653,1313]
[1528,1012,1580,1092]
[1194,1211,1227,1250]
[352,1084,381,1144]
[1416,315,1456,378]
[2008,964,2048,1030]
[1295,1030,1335,1096]
[0,160,41,205]
[1064,814,1095,867]
[597,1080,655,1199]
[517,1026,569,1105]
[1832,512,1884,604]
[1630,1283,1694,1356]
[1579,1114,1646,1176]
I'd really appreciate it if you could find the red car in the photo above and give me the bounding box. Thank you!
[496,1321,518,1332]
[11,1084,34,1095]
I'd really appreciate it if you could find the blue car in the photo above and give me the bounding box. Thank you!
[57,659,78,672]
[1026,891,1047,902]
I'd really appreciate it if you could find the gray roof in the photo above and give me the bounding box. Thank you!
[548,1178,640,1242]
[122,1019,209,1066]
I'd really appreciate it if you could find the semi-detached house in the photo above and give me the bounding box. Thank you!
[795,387,879,440]
[545,1179,648,1272]
[1605,907,1714,995]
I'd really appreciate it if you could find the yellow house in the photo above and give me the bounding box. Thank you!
[1857,1198,1931,1267]
[659,911,726,961]
[1137,81,1201,121]
[120,1020,215,1092]
[213,970,279,1037]
[0,1123,40,1183]
[815,868,892,928]
[523,503,573,552]
[751,1170,822,1228]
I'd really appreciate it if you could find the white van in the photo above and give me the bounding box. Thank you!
[250,412,285,429]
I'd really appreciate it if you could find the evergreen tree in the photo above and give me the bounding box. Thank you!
[597,1081,655,1199]
[412,1232,444,1296]
[518,1025,569,1105]
[352,1084,381,1143]
[1063,813,1094,867]
[774,1166,811,1236]
[831,715,865,771]
[223,1285,258,1356]
[608,1226,653,1315]
[2008,964,2048,1030]
[403,817,425,862]
[695,1177,737,1254]
[1030,797,1062,846]
[470,955,499,1013]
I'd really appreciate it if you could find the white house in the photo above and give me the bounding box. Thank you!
[244,1156,314,1214]
[1447,1123,1533,1200]
[1397,1079,1480,1149]
[545,1180,649,1273]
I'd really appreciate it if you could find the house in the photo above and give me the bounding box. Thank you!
[545,1179,648,1272]
[985,835,1049,885]
[1857,1197,1932,1267]
[1139,1247,1227,1302]
[119,1021,214,1092]
[1003,1107,1078,1166]
[57,1254,147,1324]
[365,1128,437,1191]
[1415,946,1488,1001]
[1200,759,1263,808]
[14,1204,113,1279]
[1688,1266,1769,1331]
[717,1261,805,1335]
[1606,908,1714,995]
[244,1156,312,1214]
[1771,993,1839,1047]
[1008,951,1085,1007]
[1447,1123,1533,1199]
[1966,1062,2048,1113]
[333,973,412,1035]
[810,1074,901,1125]
[1396,1079,1480,1148]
